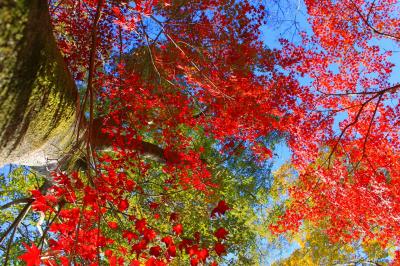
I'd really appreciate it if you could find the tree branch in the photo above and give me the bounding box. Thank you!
[349,0,400,41]
[0,198,32,210]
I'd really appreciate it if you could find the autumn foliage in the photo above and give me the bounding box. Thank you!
[271,0,400,245]
[8,0,400,265]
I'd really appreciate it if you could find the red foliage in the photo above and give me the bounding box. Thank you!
[211,201,230,218]
[214,243,226,256]
[118,199,129,211]
[19,243,41,266]
[149,246,162,257]
[268,0,400,249]
[22,0,400,264]
[214,228,229,240]
[172,224,183,235]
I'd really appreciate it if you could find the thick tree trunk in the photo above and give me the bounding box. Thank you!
[0,0,172,170]
[0,0,78,167]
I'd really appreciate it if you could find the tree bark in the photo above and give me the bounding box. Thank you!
[0,0,78,167]
[0,0,173,170]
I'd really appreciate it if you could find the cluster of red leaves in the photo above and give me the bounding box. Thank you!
[19,244,41,266]
[270,0,400,252]
[25,167,230,265]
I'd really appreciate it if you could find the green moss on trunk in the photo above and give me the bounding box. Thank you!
[0,0,78,166]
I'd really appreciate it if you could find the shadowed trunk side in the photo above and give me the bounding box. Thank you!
[0,0,78,167]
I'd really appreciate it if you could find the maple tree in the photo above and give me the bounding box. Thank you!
[0,0,399,265]
[269,0,400,253]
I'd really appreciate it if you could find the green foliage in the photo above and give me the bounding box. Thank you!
[0,166,46,265]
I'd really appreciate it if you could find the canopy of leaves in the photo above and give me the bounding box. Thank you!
[0,0,399,265]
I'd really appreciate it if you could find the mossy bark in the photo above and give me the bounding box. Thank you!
[0,0,170,170]
[0,0,78,167]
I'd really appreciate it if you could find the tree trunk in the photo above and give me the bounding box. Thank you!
[0,0,173,170]
[0,0,78,168]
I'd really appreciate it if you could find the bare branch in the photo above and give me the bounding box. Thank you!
[0,198,32,210]
[316,84,400,97]
[362,93,383,157]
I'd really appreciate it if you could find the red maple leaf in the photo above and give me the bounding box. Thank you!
[211,200,230,217]
[149,245,162,257]
[214,242,226,256]
[143,228,157,241]
[118,199,129,211]
[214,228,229,239]
[161,236,174,246]
[145,257,166,266]
[190,257,199,266]
[122,230,138,242]
[172,224,183,235]
[108,221,118,229]
[19,243,41,266]
[130,260,141,266]
[135,218,147,233]
[197,248,209,261]
[167,245,177,257]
